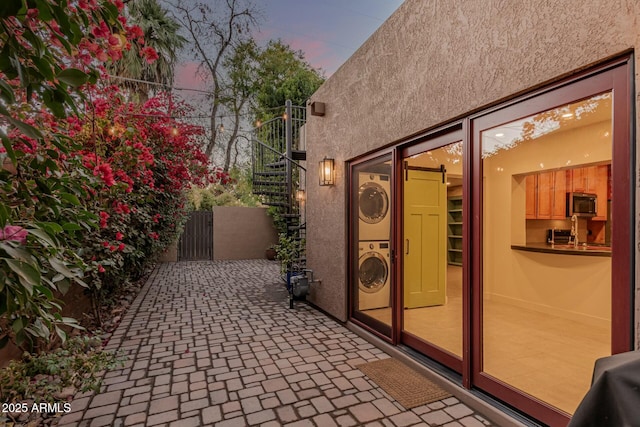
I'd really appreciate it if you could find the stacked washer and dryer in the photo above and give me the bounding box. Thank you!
[357,172,391,311]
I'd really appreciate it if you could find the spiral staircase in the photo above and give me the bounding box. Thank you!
[251,101,307,282]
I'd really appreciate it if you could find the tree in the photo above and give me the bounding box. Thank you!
[253,40,325,121]
[172,0,259,170]
[110,0,186,102]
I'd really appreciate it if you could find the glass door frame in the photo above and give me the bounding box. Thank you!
[346,54,633,427]
[348,148,395,342]
[469,56,633,426]
[395,125,467,374]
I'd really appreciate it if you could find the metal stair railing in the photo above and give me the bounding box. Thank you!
[251,101,307,296]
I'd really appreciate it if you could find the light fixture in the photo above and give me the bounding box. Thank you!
[296,189,306,202]
[218,115,224,133]
[495,132,504,138]
[319,157,335,186]
[562,112,574,119]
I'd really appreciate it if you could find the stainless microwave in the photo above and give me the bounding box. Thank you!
[566,192,597,217]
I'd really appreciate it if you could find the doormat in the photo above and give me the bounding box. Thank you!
[357,358,451,409]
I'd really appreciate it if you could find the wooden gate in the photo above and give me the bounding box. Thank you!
[178,211,213,261]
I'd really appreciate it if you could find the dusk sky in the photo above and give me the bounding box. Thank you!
[254,0,404,76]
[173,0,404,89]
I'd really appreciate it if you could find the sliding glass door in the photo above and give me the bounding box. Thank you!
[400,130,465,373]
[472,61,632,426]
[348,57,632,427]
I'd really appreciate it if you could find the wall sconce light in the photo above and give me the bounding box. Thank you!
[319,157,335,186]
[296,189,306,202]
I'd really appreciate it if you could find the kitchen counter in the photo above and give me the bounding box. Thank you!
[511,243,611,257]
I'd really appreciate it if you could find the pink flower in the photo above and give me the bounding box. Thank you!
[0,225,27,245]
[140,46,159,64]
[94,163,115,186]
[115,232,124,241]
[98,265,105,273]
[118,243,125,251]
[108,34,121,47]
[99,211,110,228]
[128,25,144,39]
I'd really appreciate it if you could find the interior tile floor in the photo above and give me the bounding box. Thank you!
[362,265,611,415]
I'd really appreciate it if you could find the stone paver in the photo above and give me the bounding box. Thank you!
[57,260,497,427]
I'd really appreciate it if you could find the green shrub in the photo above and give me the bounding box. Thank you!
[0,336,124,403]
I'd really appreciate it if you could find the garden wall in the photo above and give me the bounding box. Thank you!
[159,206,278,261]
[213,207,278,260]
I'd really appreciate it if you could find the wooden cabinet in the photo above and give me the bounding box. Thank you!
[551,170,568,219]
[592,165,609,221]
[571,166,598,193]
[526,165,609,221]
[525,170,566,219]
[536,171,553,219]
[525,175,537,219]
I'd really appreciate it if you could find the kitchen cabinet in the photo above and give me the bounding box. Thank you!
[536,171,553,219]
[526,166,608,220]
[571,165,608,220]
[551,170,568,219]
[525,175,537,219]
[571,166,598,193]
[525,170,566,219]
[447,196,463,266]
[592,165,609,221]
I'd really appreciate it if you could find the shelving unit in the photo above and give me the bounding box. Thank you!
[447,196,463,266]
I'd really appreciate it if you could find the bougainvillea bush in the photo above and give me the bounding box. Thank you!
[70,89,212,308]
[0,0,215,352]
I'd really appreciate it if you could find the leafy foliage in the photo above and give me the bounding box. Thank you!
[0,0,151,352]
[188,167,260,209]
[253,40,325,121]
[0,335,124,403]
[110,0,186,101]
[274,233,305,275]
[0,1,213,353]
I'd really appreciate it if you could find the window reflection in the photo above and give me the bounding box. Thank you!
[481,92,612,414]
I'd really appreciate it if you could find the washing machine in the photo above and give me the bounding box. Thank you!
[358,173,391,241]
[358,241,391,310]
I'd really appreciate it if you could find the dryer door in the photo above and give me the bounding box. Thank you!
[359,181,389,224]
[359,251,389,293]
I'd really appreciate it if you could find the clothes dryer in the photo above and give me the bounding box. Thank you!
[358,173,391,241]
[358,241,391,310]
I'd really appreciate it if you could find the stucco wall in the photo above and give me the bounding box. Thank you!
[213,207,278,260]
[305,0,640,322]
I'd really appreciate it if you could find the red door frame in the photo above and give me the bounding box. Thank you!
[396,127,466,373]
[346,54,634,427]
[470,56,633,427]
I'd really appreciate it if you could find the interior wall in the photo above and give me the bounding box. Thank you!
[483,121,612,322]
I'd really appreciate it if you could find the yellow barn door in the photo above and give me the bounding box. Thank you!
[403,167,447,308]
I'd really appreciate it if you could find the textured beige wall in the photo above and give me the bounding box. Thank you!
[305,0,639,322]
[213,207,278,260]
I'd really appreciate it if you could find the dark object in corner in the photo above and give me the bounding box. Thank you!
[568,350,640,427]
